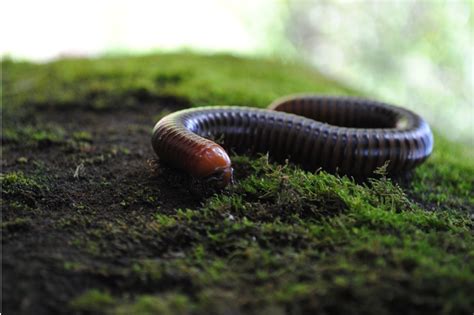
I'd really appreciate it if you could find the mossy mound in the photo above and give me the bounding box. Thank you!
[2,53,473,315]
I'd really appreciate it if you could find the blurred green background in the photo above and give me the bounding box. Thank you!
[2,0,472,142]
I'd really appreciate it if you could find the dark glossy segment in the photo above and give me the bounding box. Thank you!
[152,96,434,183]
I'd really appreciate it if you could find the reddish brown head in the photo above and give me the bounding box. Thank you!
[190,144,233,187]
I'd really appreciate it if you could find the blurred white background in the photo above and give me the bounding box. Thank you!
[2,0,472,142]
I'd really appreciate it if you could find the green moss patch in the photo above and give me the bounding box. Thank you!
[2,53,473,315]
[2,53,355,113]
[70,289,115,313]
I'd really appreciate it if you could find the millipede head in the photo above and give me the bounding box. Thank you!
[204,166,234,188]
[192,144,233,187]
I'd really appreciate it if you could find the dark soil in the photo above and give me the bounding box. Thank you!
[2,97,196,313]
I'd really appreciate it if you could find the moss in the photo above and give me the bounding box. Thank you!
[70,289,115,312]
[102,156,472,314]
[410,133,474,211]
[115,293,192,315]
[2,125,66,146]
[1,171,44,195]
[63,261,87,272]
[72,130,93,142]
[155,213,177,228]
[2,52,473,315]
[1,217,32,232]
[2,53,356,113]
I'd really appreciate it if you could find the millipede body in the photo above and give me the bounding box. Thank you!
[152,95,433,186]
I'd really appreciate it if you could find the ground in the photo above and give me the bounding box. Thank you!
[1,53,473,315]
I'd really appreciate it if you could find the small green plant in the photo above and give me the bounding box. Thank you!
[369,161,414,212]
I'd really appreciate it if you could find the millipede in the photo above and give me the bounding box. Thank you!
[151,95,433,187]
